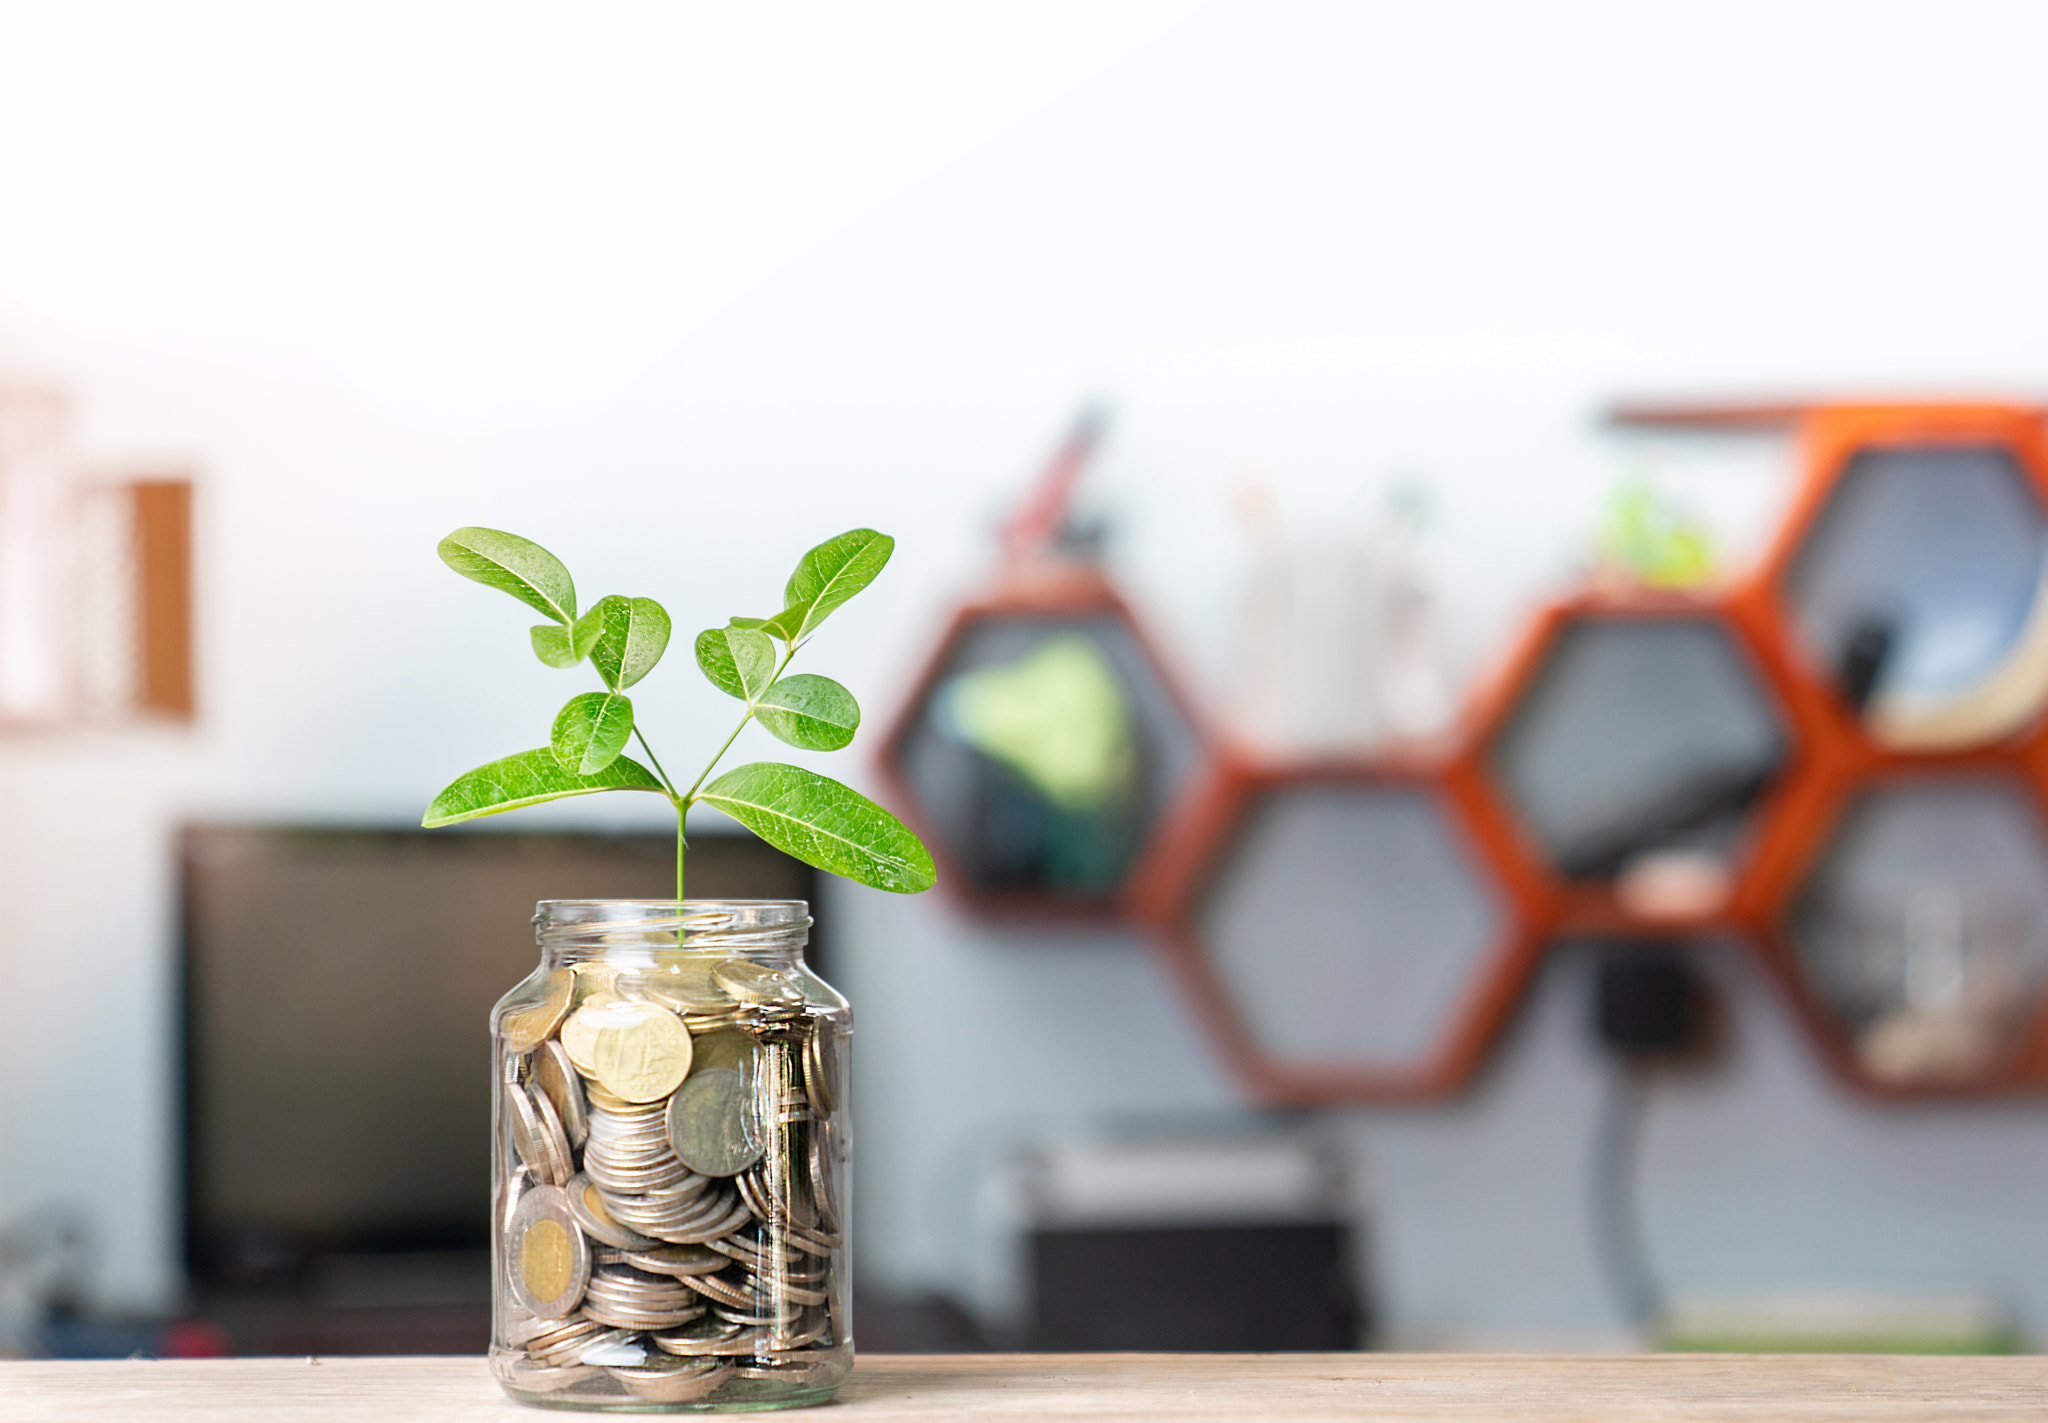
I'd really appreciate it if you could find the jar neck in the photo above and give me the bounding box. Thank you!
[534,899,810,970]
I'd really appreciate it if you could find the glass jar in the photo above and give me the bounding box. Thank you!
[490,900,851,1411]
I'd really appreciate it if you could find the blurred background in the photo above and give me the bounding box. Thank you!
[7,0,2048,1360]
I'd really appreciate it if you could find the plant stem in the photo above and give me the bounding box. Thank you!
[632,726,681,799]
[684,802,700,900]
[626,727,685,898]
[678,643,800,805]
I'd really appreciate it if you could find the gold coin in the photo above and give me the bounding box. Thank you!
[507,1185,590,1318]
[560,996,631,1075]
[571,961,625,1007]
[503,970,574,1053]
[522,1219,573,1300]
[711,960,804,1007]
[689,1029,759,1077]
[646,954,738,1014]
[589,1001,694,1102]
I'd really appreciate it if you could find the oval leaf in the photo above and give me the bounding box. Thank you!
[423,747,665,827]
[694,625,776,700]
[784,529,892,640]
[697,762,934,893]
[531,624,576,667]
[439,527,576,623]
[593,595,671,689]
[531,604,607,669]
[552,691,635,774]
[753,674,860,751]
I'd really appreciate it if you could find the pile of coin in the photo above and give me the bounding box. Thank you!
[494,953,846,1407]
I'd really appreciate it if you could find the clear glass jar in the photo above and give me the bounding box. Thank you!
[490,900,851,1411]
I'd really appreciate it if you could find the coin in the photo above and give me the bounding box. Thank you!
[571,961,625,1007]
[507,1185,590,1318]
[500,1355,605,1393]
[645,954,737,1014]
[610,1357,731,1403]
[624,1243,728,1277]
[533,1040,589,1148]
[712,959,804,1008]
[559,998,631,1075]
[689,1029,760,1077]
[803,1028,839,1117]
[667,1068,762,1177]
[503,969,574,1053]
[508,1086,572,1187]
[564,1172,657,1251]
[589,1001,693,1102]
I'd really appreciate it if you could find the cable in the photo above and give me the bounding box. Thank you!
[1586,1062,1661,1332]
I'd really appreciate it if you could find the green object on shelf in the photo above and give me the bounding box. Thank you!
[1598,479,1716,589]
[944,633,1138,813]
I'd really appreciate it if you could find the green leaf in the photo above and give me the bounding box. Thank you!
[753,674,860,751]
[552,691,635,775]
[694,625,777,700]
[592,595,671,690]
[438,527,577,623]
[422,747,665,827]
[530,604,605,669]
[698,762,934,893]
[783,529,892,640]
[730,603,811,642]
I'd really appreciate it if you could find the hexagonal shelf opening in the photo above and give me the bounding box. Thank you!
[887,610,1203,904]
[1489,614,1789,882]
[1193,782,1509,1073]
[1786,775,2048,1087]
[1782,443,2048,742]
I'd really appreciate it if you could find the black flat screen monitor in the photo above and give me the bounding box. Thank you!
[180,825,814,1280]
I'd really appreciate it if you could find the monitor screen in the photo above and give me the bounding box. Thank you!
[180,825,814,1280]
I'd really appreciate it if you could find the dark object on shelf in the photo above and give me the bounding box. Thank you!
[1487,613,1788,884]
[1837,617,1895,715]
[1553,763,1774,881]
[1593,944,1705,1057]
[1029,1222,1362,1352]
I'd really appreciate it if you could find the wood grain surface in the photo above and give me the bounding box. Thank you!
[3,1352,2046,1423]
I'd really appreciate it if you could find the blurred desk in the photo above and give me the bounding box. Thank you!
[3,1353,2045,1421]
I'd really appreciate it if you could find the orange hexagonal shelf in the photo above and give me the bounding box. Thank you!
[1624,400,2048,757]
[1749,758,2048,1095]
[1465,589,1809,937]
[1131,747,1544,1103]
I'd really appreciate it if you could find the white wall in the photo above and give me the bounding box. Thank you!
[5,2,2048,1332]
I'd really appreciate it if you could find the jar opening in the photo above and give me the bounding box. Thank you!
[534,898,811,953]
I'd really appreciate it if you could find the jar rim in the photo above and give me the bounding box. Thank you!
[533,898,811,946]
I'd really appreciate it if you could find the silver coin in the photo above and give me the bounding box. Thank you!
[507,1086,567,1187]
[667,1067,763,1177]
[609,1357,731,1403]
[623,1243,728,1277]
[802,1027,839,1118]
[500,1355,605,1393]
[533,1040,590,1149]
[564,1173,658,1251]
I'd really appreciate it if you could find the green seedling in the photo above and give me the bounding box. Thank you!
[423,525,935,900]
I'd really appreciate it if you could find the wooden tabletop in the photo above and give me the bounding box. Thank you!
[2,1352,2045,1422]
